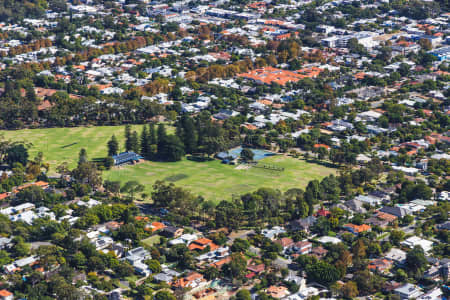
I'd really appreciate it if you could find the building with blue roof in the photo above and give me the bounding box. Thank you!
[112,152,144,166]
[428,46,450,61]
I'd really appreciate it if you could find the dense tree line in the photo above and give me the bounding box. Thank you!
[109,113,241,162]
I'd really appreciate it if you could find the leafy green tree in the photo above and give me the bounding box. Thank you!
[341,281,359,299]
[231,238,250,253]
[223,253,247,280]
[114,261,134,277]
[236,289,252,300]
[6,144,28,167]
[305,261,340,286]
[204,266,220,280]
[16,186,47,206]
[354,269,384,295]
[121,181,144,201]
[154,291,176,300]
[12,237,30,257]
[104,180,121,194]
[72,162,102,188]
[406,245,428,277]
[240,148,254,162]
[145,259,162,273]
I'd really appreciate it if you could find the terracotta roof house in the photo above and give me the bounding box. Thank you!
[237,67,305,86]
[173,272,205,289]
[343,223,371,234]
[275,237,294,249]
[375,211,397,223]
[247,263,265,274]
[188,238,219,251]
[316,207,331,217]
[209,256,231,269]
[148,221,166,232]
[313,144,331,150]
[266,285,289,298]
[368,258,393,273]
[0,289,13,300]
[310,246,328,259]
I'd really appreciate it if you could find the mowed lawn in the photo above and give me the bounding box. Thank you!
[104,155,336,203]
[0,125,148,169]
[0,126,335,201]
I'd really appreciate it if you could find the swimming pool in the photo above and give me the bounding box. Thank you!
[228,146,276,161]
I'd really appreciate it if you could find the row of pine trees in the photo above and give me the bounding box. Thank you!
[107,123,185,162]
[106,113,239,162]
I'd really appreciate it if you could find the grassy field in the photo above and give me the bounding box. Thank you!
[0,126,336,201]
[104,155,336,203]
[0,125,157,169]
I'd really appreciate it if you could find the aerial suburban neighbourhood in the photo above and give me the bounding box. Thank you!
[0,0,448,299]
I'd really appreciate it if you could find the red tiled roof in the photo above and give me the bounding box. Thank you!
[0,290,12,297]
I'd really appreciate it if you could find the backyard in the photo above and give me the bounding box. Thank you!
[104,155,336,203]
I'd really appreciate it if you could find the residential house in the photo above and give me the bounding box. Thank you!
[437,221,450,231]
[342,223,371,235]
[385,248,407,265]
[401,236,433,254]
[93,236,114,251]
[169,233,198,246]
[0,237,12,249]
[379,206,408,218]
[394,283,423,300]
[172,272,206,289]
[188,238,219,251]
[0,290,13,300]
[365,216,390,228]
[161,226,184,238]
[315,208,331,217]
[310,246,328,259]
[4,256,38,273]
[153,266,181,284]
[266,285,290,298]
[147,221,166,233]
[355,194,383,206]
[423,265,442,281]
[317,236,342,244]
[416,287,443,300]
[289,216,317,233]
[262,226,286,240]
[366,211,397,228]
[275,237,294,250]
[247,262,265,275]
[288,241,312,255]
[125,247,151,276]
[368,258,393,274]
[344,199,367,214]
